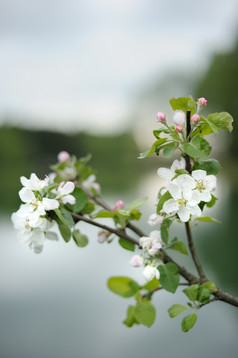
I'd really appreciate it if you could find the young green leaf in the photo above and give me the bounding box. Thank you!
[126,197,148,211]
[195,216,221,224]
[143,277,160,291]
[200,116,219,134]
[196,286,210,304]
[183,285,199,302]
[169,241,188,255]
[181,313,197,332]
[123,305,139,327]
[118,238,135,252]
[138,138,167,159]
[193,159,220,175]
[134,301,156,328]
[65,187,88,213]
[202,281,217,293]
[163,142,179,158]
[160,218,172,244]
[183,135,211,158]
[153,128,170,139]
[93,210,115,219]
[72,230,89,247]
[168,304,188,318]
[107,277,140,298]
[207,112,233,132]
[158,263,180,293]
[169,96,196,114]
[157,191,172,213]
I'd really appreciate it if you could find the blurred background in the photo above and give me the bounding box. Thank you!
[1,0,238,357]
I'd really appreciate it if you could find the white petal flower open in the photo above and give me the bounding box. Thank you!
[157,158,186,183]
[20,173,49,191]
[19,188,35,203]
[42,198,59,211]
[191,170,217,203]
[55,181,76,205]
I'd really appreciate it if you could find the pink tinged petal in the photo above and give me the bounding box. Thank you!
[168,183,182,200]
[156,112,165,122]
[192,170,207,181]
[204,175,217,191]
[163,198,179,214]
[173,111,185,125]
[148,242,162,256]
[62,195,76,205]
[19,188,35,203]
[60,181,75,195]
[176,174,196,191]
[58,151,70,162]
[177,206,190,222]
[42,198,59,210]
[157,168,174,182]
[129,255,144,267]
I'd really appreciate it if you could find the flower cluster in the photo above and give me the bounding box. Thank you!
[12,173,75,253]
[130,230,162,282]
[157,159,216,222]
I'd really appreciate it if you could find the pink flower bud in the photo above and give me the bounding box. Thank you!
[198,97,207,107]
[129,255,144,267]
[156,112,165,122]
[58,151,70,162]
[113,200,124,212]
[175,125,183,132]
[191,114,200,123]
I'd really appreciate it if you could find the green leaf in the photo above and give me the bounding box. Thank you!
[168,304,188,318]
[118,238,135,251]
[183,135,211,158]
[169,241,188,255]
[181,313,197,332]
[202,281,217,293]
[195,216,221,224]
[163,142,179,158]
[206,195,218,208]
[55,207,74,228]
[134,301,156,328]
[160,218,172,244]
[193,159,220,175]
[157,191,172,213]
[93,210,115,218]
[123,306,139,327]
[158,263,180,293]
[72,230,89,247]
[81,201,95,215]
[196,286,210,304]
[138,139,167,159]
[175,169,189,175]
[207,112,233,132]
[126,197,148,211]
[183,285,199,302]
[65,187,88,213]
[107,277,140,298]
[143,277,160,291]
[200,116,219,134]
[54,208,73,243]
[153,128,170,139]
[169,96,196,114]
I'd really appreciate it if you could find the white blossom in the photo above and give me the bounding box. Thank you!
[20,173,49,192]
[147,213,164,226]
[163,182,201,222]
[143,265,160,282]
[55,181,76,205]
[82,175,100,192]
[190,170,217,204]
[173,110,186,125]
[157,158,186,183]
[139,230,162,256]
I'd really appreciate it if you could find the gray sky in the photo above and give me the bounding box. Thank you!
[0,0,238,133]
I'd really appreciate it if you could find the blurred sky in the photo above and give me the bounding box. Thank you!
[0,0,238,133]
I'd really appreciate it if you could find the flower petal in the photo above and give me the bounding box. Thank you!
[42,198,59,210]
[157,168,174,182]
[19,188,35,203]
[168,183,182,200]
[62,195,76,205]
[171,157,186,172]
[176,174,196,191]
[59,181,75,195]
[192,170,207,181]
[163,198,179,214]
[177,206,190,222]
[204,175,217,191]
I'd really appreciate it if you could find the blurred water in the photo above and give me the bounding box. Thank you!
[1,213,238,358]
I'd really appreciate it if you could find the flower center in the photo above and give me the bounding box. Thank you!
[196,181,204,191]
[178,199,186,206]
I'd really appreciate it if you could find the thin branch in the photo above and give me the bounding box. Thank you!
[185,222,207,283]
[71,212,139,245]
